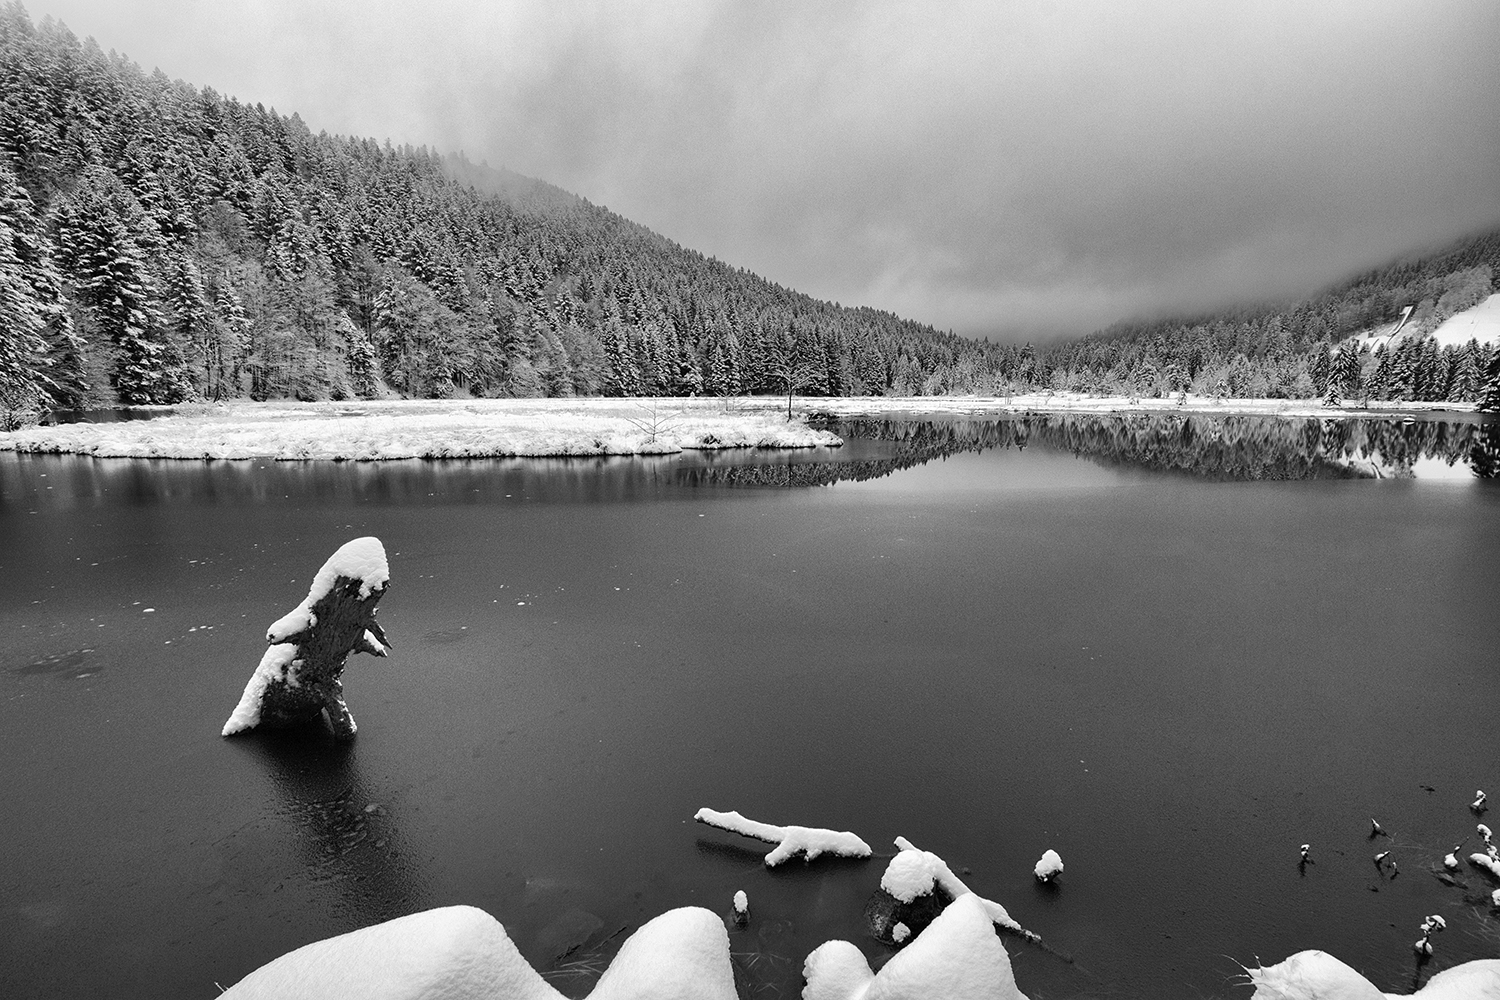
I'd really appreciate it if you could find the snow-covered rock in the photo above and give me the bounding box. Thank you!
[1469,852,1500,879]
[804,893,1029,1000]
[1247,949,1500,1000]
[220,904,737,1000]
[1033,850,1063,882]
[888,837,1038,941]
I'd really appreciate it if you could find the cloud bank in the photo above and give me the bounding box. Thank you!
[29,0,1500,340]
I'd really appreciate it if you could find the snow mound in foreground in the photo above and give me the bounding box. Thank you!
[803,893,1029,1000]
[220,903,736,1000]
[1247,950,1500,1000]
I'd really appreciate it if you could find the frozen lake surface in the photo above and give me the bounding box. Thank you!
[2,413,1498,999]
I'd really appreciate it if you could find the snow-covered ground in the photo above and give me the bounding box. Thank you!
[1427,292,1500,347]
[0,398,841,460]
[809,393,1475,419]
[1349,292,1500,352]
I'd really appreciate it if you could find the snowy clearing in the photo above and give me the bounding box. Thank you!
[0,398,841,460]
[1349,293,1500,353]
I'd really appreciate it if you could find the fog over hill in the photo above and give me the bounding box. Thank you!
[19,0,1500,342]
[2,2,1499,417]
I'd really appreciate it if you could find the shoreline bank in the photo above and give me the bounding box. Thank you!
[0,394,1484,461]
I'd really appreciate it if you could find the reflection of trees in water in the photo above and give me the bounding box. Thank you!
[8,418,1496,503]
[780,414,1499,484]
[1036,414,1492,480]
[677,457,913,488]
[231,731,429,927]
[1469,423,1500,478]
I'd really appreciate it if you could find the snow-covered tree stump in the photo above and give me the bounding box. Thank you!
[222,537,392,741]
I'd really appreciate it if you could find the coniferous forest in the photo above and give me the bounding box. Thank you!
[2,3,1499,423]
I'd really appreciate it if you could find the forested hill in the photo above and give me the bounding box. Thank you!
[0,3,1006,415]
[1048,230,1500,401]
[2,3,1499,419]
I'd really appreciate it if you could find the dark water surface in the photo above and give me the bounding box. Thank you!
[2,414,1498,999]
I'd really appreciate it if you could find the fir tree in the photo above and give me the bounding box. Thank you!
[0,160,83,405]
[1476,347,1500,413]
[0,204,51,422]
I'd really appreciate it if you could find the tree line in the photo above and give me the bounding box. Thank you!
[2,2,1499,424]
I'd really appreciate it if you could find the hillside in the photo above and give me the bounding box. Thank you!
[0,3,1008,417]
[1,2,1498,418]
[1041,232,1500,403]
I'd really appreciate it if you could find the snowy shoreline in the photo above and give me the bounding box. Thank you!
[806,391,1481,420]
[0,398,842,461]
[0,394,1481,462]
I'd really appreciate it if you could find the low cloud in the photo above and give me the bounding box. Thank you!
[32,0,1500,340]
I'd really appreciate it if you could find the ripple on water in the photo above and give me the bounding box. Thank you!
[8,648,100,678]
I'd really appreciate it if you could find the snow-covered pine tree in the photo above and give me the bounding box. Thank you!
[0,160,84,406]
[1476,346,1500,412]
[1448,340,1482,402]
[0,202,52,424]
[53,168,191,404]
[163,253,212,393]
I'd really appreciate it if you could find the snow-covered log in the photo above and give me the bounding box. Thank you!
[804,894,1030,1000]
[692,807,871,866]
[222,537,392,741]
[219,904,737,1000]
[1246,949,1500,999]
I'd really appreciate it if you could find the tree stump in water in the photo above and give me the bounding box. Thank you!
[222,537,392,741]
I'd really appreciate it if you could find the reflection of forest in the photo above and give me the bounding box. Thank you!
[6,418,1495,504]
[752,414,1500,484]
[231,732,431,928]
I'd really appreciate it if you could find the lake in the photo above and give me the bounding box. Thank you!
[2,412,1498,999]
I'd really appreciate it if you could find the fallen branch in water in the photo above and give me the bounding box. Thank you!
[693,808,871,866]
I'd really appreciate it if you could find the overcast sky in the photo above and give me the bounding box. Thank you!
[24,1,1500,341]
